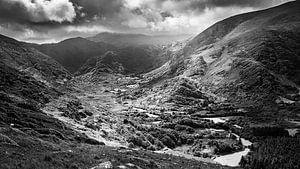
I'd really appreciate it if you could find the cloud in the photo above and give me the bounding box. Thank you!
[148,6,256,34]
[0,0,76,23]
[0,0,294,43]
[65,25,110,34]
[70,0,124,23]
[132,0,292,13]
[117,0,293,34]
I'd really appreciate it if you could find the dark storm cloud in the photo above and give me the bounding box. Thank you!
[0,0,294,43]
[0,0,293,26]
[70,0,123,21]
[0,0,77,24]
[160,12,174,20]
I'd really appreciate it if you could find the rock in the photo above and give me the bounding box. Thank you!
[91,161,113,169]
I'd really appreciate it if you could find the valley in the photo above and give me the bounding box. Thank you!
[1,1,300,169]
[42,72,250,165]
[41,68,299,168]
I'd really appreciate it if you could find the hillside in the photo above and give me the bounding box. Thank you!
[78,45,172,75]
[32,34,184,75]
[1,1,300,169]
[0,34,70,84]
[0,35,230,169]
[145,0,300,108]
[33,38,115,73]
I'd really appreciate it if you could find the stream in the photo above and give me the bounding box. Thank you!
[201,117,253,167]
[213,131,252,167]
[213,148,250,167]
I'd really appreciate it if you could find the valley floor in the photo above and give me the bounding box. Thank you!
[2,71,299,169]
[41,72,271,168]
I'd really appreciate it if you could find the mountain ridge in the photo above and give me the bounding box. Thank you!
[0,34,70,85]
[144,0,300,108]
[32,37,116,73]
[87,32,192,47]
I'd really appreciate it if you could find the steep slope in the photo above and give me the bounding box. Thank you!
[0,59,104,168]
[147,1,300,108]
[87,32,191,47]
[0,37,229,169]
[34,38,115,73]
[0,34,70,84]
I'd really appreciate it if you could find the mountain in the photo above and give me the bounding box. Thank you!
[77,45,172,75]
[33,37,115,73]
[0,35,109,168]
[2,2,300,168]
[0,34,223,169]
[145,1,300,109]
[138,4,300,167]
[87,32,191,47]
[0,34,70,84]
[31,34,182,75]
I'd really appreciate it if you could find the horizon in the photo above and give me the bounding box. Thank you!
[0,0,294,44]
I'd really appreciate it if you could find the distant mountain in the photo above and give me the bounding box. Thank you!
[78,45,172,75]
[31,33,184,75]
[87,32,191,47]
[0,34,70,84]
[33,37,115,73]
[145,1,300,108]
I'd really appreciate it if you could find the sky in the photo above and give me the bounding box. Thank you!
[0,0,294,43]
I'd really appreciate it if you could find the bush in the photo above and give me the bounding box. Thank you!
[161,135,176,148]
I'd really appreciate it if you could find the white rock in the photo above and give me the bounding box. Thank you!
[91,161,113,169]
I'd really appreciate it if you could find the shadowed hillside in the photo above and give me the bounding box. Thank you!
[33,38,115,73]
[78,46,172,75]
[0,34,70,84]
